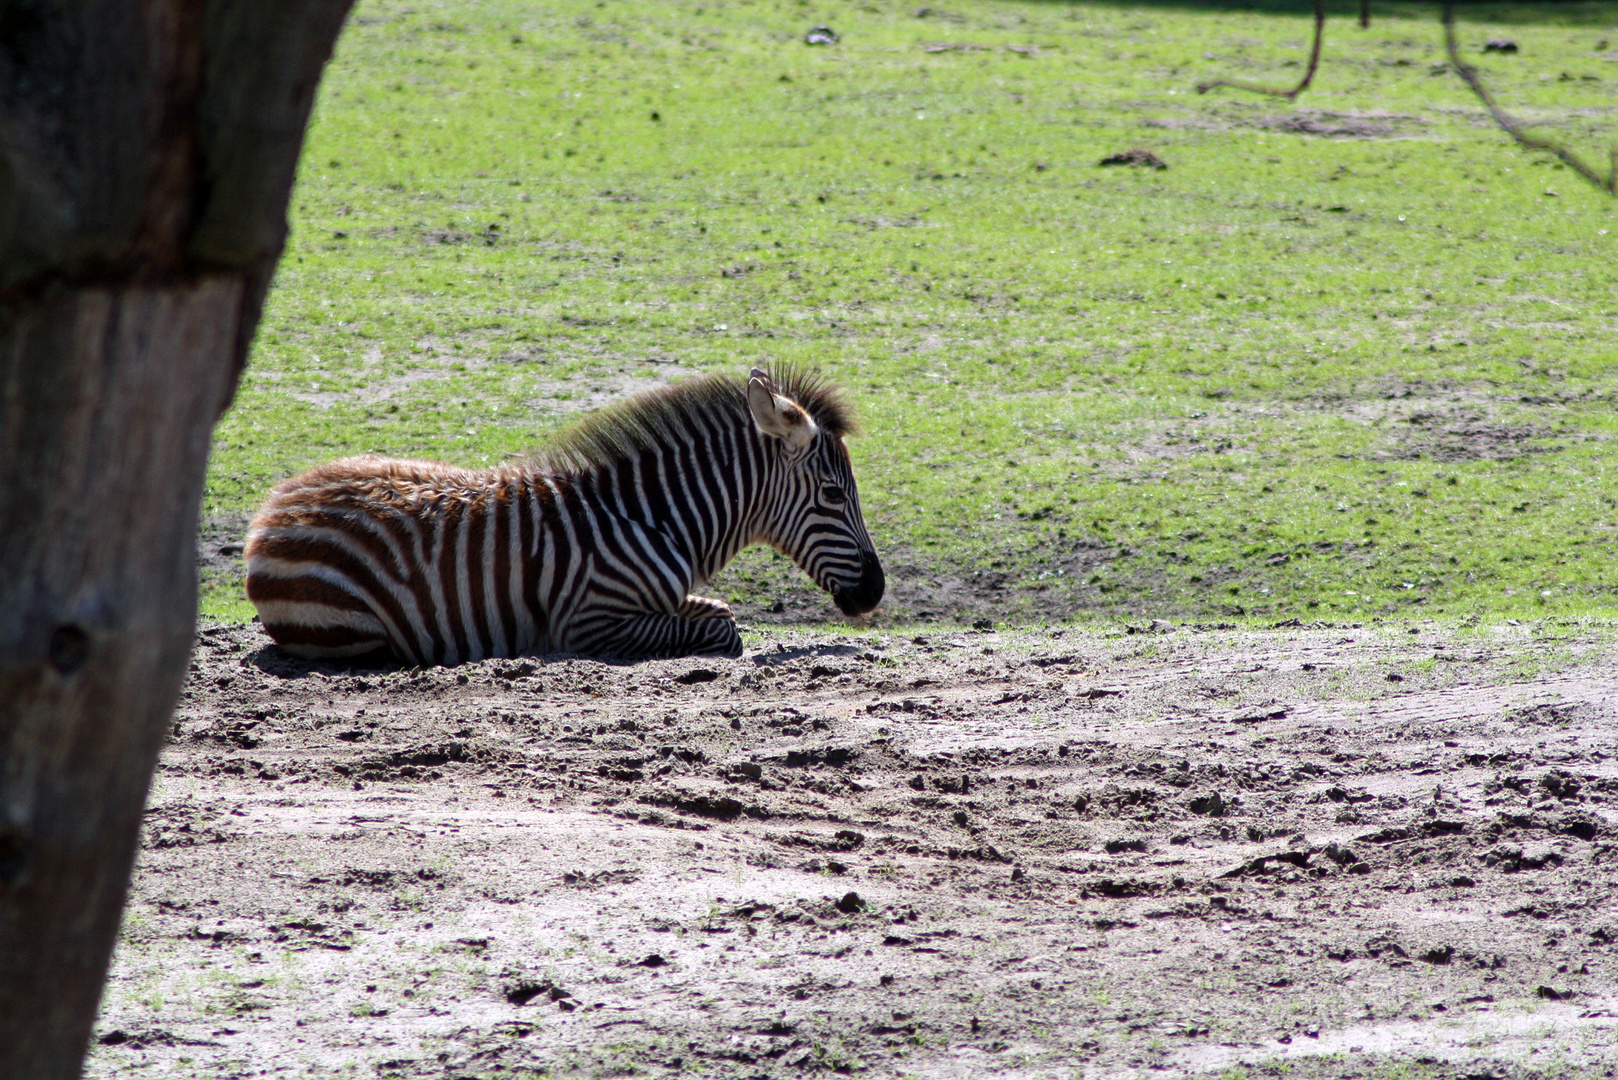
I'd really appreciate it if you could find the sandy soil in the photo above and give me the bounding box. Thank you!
[86,616,1618,1079]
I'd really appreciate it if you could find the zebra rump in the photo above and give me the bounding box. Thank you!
[244,366,884,664]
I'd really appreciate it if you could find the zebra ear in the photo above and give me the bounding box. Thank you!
[748,373,817,452]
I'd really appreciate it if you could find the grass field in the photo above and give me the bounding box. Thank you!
[205,0,1618,627]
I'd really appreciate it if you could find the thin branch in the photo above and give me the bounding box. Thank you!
[1197,0,1324,101]
[1443,2,1616,195]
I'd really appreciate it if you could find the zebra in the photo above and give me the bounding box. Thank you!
[243,366,884,664]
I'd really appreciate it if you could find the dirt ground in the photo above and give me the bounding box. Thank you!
[87,614,1618,1079]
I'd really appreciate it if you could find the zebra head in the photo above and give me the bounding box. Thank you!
[747,368,885,616]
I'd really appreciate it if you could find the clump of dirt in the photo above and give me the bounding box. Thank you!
[88,618,1618,1078]
[1098,148,1168,169]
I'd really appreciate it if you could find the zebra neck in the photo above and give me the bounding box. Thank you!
[572,430,774,587]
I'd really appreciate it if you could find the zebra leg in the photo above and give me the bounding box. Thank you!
[571,608,742,660]
[679,595,733,620]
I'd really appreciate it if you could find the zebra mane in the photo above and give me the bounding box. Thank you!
[529,365,856,473]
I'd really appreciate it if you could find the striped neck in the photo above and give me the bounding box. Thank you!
[567,406,778,589]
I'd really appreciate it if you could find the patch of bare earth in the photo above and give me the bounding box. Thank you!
[1297,383,1586,464]
[1142,109,1426,140]
[87,619,1618,1079]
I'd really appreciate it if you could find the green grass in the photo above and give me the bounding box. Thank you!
[207,0,1618,625]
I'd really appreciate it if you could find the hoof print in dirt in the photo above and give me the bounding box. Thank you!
[1418,945,1455,965]
[1217,849,1309,879]
[505,979,571,1007]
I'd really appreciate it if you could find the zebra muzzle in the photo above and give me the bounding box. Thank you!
[830,551,885,616]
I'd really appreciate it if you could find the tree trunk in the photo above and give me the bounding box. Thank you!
[0,4,353,1077]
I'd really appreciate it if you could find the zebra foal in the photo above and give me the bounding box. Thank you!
[244,367,884,663]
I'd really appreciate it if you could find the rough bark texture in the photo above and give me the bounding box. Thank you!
[0,3,353,1077]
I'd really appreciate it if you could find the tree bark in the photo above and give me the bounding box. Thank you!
[0,3,353,1077]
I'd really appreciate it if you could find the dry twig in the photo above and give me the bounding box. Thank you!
[1442,2,1617,195]
[1196,0,1324,100]
[1193,1,1615,197]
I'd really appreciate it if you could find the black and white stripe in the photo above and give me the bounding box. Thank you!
[244,367,884,663]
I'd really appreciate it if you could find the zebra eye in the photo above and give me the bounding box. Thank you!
[820,484,846,506]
